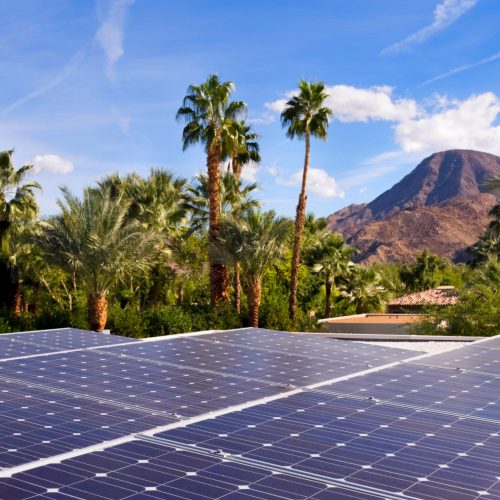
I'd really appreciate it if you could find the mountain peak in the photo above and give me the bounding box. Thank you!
[327,149,500,263]
[367,149,500,220]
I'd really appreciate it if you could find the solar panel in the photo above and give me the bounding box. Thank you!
[154,388,500,499]
[0,328,138,361]
[315,363,500,422]
[1,326,499,500]
[198,327,419,363]
[412,345,500,376]
[1,439,381,499]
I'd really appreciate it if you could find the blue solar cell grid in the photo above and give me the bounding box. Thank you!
[1,326,499,500]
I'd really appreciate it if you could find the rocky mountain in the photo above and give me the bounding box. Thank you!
[327,150,500,263]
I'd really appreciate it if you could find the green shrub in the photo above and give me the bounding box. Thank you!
[411,284,499,336]
[108,304,145,338]
[143,306,193,337]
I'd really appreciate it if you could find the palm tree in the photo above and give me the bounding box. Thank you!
[212,209,290,327]
[177,74,247,306]
[0,150,40,311]
[228,121,261,180]
[309,232,355,317]
[184,171,259,234]
[224,121,261,313]
[36,188,162,331]
[339,266,387,314]
[281,80,332,323]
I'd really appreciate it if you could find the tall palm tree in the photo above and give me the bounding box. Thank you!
[309,232,355,317]
[224,121,261,313]
[177,74,247,306]
[281,80,332,323]
[212,209,290,327]
[0,150,40,311]
[36,188,162,331]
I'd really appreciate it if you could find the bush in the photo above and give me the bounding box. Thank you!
[411,284,499,336]
[108,304,146,338]
[143,306,193,337]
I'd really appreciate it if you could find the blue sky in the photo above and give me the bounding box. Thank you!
[1,0,499,216]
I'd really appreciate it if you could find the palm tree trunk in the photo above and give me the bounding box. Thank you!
[207,145,229,306]
[232,153,241,179]
[12,284,21,317]
[325,280,332,318]
[248,279,262,327]
[289,128,311,324]
[87,294,108,331]
[233,262,241,313]
[176,283,184,306]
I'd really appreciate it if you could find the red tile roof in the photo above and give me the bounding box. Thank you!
[389,286,459,307]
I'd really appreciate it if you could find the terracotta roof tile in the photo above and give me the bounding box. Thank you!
[389,286,459,307]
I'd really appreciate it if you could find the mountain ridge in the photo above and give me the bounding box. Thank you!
[327,149,500,263]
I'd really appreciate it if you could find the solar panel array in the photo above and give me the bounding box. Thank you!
[0,327,499,499]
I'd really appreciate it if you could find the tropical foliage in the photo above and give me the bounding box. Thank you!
[0,78,498,336]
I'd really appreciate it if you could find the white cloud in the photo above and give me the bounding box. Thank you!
[247,112,277,125]
[96,0,135,78]
[266,85,420,124]
[241,162,259,183]
[394,92,500,155]
[32,154,74,174]
[359,187,368,193]
[420,50,500,87]
[382,0,478,55]
[267,164,280,176]
[278,168,344,199]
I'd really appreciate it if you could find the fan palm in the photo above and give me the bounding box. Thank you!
[184,171,259,234]
[36,188,162,331]
[281,80,332,323]
[227,121,261,180]
[177,74,247,306]
[223,120,261,312]
[212,209,290,327]
[339,266,387,314]
[309,232,355,317]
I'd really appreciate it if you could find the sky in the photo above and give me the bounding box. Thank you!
[1,0,499,216]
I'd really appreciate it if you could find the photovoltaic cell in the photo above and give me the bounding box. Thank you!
[199,328,418,363]
[1,439,381,499]
[1,326,499,500]
[412,345,500,376]
[98,328,418,389]
[0,377,174,469]
[156,389,500,499]
[0,337,61,360]
[317,365,500,424]
[1,328,137,354]
[0,351,289,420]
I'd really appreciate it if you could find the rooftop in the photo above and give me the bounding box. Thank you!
[388,285,460,307]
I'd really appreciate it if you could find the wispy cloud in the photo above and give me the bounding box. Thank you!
[419,50,500,86]
[277,168,345,199]
[382,0,478,55]
[96,0,135,79]
[0,47,86,115]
